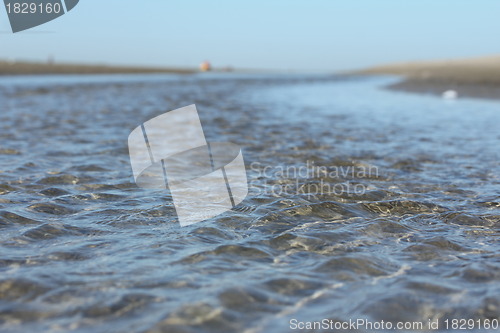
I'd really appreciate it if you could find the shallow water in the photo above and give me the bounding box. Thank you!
[0,74,499,332]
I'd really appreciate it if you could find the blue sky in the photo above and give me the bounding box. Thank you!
[1,0,500,71]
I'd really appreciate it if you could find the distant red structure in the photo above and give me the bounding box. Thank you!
[199,61,212,72]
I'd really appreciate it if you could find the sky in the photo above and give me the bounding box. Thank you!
[1,0,500,71]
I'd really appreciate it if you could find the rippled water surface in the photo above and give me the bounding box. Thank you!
[0,74,499,332]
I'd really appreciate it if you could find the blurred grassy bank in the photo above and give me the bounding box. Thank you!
[356,55,500,100]
[0,60,195,75]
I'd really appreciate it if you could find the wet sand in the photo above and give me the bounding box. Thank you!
[0,60,195,75]
[356,55,500,100]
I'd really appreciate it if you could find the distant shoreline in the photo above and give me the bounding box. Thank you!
[0,60,196,76]
[4,57,500,100]
[355,55,500,100]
